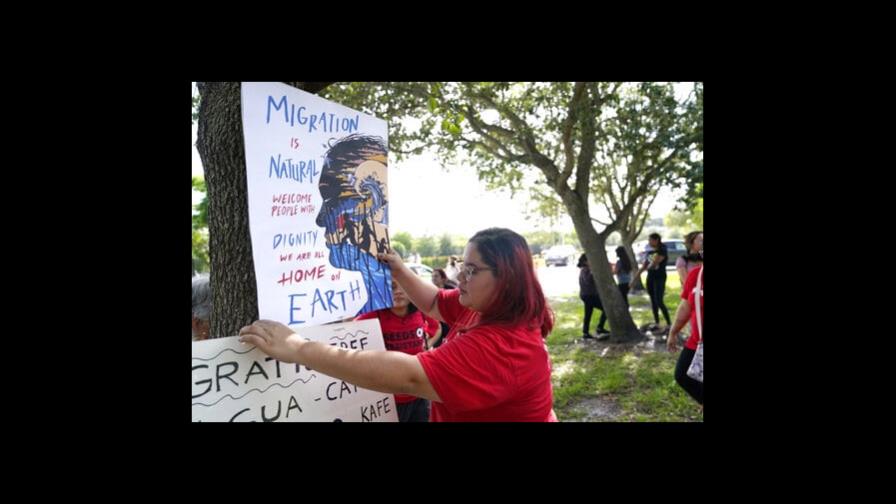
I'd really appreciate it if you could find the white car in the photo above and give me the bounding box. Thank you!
[404,263,434,281]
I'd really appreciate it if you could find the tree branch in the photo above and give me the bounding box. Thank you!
[462,139,525,164]
[464,114,526,161]
[560,82,586,184]
[633,191,661,238]
[612,166,627,209]
[460,83,566,194]
[605,171,622,217]
[463,105,517,140]
[573,83,601,201]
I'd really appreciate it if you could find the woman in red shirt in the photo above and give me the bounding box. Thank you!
[239,227,557,422]
[668,262,703,405]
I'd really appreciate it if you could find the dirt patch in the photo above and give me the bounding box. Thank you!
[563,396,623,422]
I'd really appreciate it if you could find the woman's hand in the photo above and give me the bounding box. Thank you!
[376,247,404,268]
[667,330,680,352]
[239,320,306,364]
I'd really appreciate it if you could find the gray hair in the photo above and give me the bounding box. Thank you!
[192,275,212,321]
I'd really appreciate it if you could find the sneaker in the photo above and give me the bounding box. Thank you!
[582,333,596,340]
[596,328,610,334]
[595,332,611,341]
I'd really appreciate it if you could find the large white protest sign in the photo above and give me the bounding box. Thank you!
[241,82,392,328]
[192,319,398,422]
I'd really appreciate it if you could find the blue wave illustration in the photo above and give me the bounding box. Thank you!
[191,374,318,407]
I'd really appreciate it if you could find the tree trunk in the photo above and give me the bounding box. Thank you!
[566,204,642,343]
[196,82,258,338]
[195,81,332,338]
[619,231,645,292]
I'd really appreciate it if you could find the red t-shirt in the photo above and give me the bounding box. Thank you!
[356,308,439,404]
[681,265,704,351]
[416,289,556,422]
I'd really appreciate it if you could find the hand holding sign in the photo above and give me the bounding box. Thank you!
[194,319,398,422]
[239,320,306,363]
[376,246,404,269]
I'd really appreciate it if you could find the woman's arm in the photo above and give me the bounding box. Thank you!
[667,302,692,352]
[240,320,442,402]
[676,262,688,288]
[630,265,646,288]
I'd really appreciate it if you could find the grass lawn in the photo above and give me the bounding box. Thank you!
[547,271,703,422]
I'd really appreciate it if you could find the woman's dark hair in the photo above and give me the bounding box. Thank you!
[433,268,448,280]
[577,253,588,268]
[615,246,632,272]
[683,231,704,264]
[468,228,554,338]
[684,231,703,252]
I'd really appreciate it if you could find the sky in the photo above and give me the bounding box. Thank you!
[192,83,692,238]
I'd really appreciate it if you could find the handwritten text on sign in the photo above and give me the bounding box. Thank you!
[191,319,397,422]
[241,82,392,327]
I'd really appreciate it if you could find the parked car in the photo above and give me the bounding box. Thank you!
[544,245,578,267]
[636,239,687,267]
[405,263,434,281]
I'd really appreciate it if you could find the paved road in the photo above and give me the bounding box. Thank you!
[536,263,676,298]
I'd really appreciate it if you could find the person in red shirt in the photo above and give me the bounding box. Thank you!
[668,261,703,405]
[239,227,557,422]
[355,281,440,422]
[428,268,456,349]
